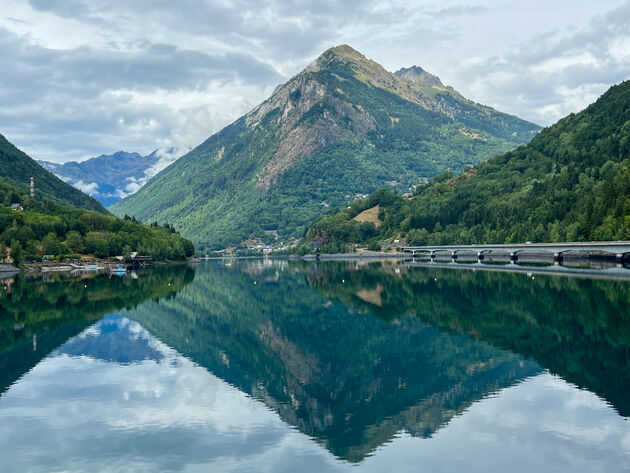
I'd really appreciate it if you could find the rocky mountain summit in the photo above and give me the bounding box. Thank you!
[394,65,444,88]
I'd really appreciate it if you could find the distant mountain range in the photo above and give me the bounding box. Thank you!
[39,147,189,207]
[111,44,540,250]
[0,133,106,212]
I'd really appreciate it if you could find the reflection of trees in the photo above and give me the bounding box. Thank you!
[309,261,630,416]
[129,260,539,462]
[0,264,196,393]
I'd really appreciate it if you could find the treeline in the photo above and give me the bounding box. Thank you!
[0,179,194,265]
[301,79,630,251]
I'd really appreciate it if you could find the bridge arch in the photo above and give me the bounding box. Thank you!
[476,249,492,261]
[617,252,630,262]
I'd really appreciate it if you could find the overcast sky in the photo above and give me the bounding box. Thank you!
[2,0,630,163]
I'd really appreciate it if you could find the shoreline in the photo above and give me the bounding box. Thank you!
[293,252,406,261]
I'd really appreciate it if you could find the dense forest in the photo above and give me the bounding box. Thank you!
[302,79,630,252]
[0,178,194,264]
[0,133,106,212]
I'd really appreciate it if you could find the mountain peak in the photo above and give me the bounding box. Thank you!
[112,45,540,249]
[312,44,376,72]
[325,44,365,60]
[395,66,444,88]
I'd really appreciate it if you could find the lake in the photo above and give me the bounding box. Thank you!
[1,259,630,472]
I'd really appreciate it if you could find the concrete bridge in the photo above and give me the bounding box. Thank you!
[401,241,630,263]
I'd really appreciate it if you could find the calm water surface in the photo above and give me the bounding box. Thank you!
[1,260,629,472]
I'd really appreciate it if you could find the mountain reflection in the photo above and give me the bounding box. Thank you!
[128,260,541,461]
[1,259,630,469]
[0,264,196,393]
[305,260,630,416]
[58,314,165,364]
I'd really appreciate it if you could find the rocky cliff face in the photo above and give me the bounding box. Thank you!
[112,44,540,250]
[395,65,444,88]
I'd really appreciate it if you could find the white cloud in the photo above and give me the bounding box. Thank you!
[122,181,142,196]
[144,147,190,179]
[0,0,628,162]
[110,147,190,199]
[71,179,99,195]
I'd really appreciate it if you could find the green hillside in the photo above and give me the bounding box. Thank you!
[303,79,630,251]
[112,45,540,250]
[0,177,194,264]
[0,133,106,212]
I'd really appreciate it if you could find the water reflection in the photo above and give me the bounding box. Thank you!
[1,315,332,473]
[0,259,629,472]
[130,261,540,462]
[0,264,196,393]
[308,260,630,416]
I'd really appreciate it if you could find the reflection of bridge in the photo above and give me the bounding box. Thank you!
[402,241,630,262]
[405,260,630,280]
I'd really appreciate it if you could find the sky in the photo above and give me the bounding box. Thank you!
[1,0,630,163]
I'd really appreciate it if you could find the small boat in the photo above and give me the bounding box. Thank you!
[109,265,128,274]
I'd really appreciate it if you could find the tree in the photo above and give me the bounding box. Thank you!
[122,245,133,262]
[85,232,110,258]
[65,231,85,253]
[24,240,39,261]
[183,239,195,257]
[10,239,22,267]
[0,243,6,262]
[368,241,381,252]
[42,232,63,255]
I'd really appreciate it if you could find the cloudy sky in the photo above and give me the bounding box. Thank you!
[2,0,630,163]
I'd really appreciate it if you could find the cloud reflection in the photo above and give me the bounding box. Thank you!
[0,314,628,472]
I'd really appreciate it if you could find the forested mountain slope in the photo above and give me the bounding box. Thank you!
[304,79,630,251]
[0,134,106,212]
[112,45,539,250]
[0,177,194,263]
